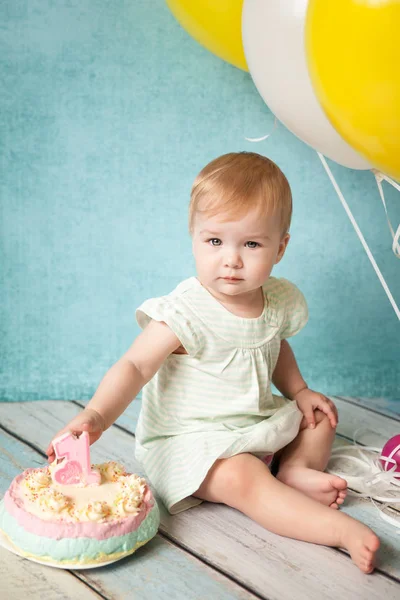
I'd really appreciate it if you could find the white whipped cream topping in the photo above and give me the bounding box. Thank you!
[39,489,70,513]
[84,500,111,522]
[19,462,146,522]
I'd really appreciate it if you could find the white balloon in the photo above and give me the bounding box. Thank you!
[242,0,370,170]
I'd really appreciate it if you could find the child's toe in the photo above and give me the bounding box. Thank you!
[333,476,347,490]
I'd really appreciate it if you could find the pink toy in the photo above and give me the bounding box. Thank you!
[380,434,400,479]
[52,431,101,486]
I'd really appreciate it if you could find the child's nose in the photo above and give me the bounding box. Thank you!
[224,251,243,268]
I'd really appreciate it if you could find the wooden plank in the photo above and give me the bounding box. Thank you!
[0,549,104,600]
[0,426,257,600]
[333,396,400,445]
[337,397,400,421]
[1,402,399,600]
[72,536,255,600]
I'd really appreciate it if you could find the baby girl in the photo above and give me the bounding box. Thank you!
[47,152,380,573]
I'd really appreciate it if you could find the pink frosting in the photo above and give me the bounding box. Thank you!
[4,471,154,540]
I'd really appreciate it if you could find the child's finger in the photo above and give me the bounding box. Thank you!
[304,410,316,429]
[46,445,55,462]
[320,402,337,427]
[327,399,338,426]
[45,425,78,462]
[332,402,339,423]
[46,411,103,464]
[46,430,66,460]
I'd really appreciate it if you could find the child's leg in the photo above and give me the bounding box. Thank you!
[276,409,347,508]
[193,452,379,573]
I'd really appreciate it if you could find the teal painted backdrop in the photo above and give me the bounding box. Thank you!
[1,0,399,401]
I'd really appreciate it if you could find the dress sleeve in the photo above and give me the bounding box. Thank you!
[277,279,309,339]
[136,295,201,357]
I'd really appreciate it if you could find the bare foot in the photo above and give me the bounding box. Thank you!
[277,466,347,508]
[342,521,380,573]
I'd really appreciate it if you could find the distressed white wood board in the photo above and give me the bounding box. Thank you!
[337,397,400,421]
[0,545,103,600]
[331,397,400,444]
[1,401,399,600]
[0,427,255,600]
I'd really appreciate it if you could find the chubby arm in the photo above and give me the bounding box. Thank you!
[271,339,307,400]
[272,339,338,428]
[46,319,181,461]
[86,319,181,430]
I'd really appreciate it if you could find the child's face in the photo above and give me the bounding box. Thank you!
[192,207,289,299]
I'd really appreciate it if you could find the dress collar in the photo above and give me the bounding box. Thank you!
[183,277,281,348]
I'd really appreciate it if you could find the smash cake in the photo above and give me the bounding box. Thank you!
[0,431,159,567]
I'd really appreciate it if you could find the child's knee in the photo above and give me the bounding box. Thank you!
[195,454,252,503]
[197,454,262,506]
[219,455,246,494]
[221,454,270,502]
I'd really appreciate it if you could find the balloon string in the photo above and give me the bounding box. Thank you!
[372,169,400,258]
[317,152,400,321]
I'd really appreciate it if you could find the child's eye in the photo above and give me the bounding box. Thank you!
[245,241,260,249]
[208,238,222,246]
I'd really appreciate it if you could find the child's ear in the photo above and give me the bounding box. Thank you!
[275,233,290,264]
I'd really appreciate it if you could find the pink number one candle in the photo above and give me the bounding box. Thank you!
[52,431,101,486]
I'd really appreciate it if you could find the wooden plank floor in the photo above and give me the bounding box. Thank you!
[0,397,399,600]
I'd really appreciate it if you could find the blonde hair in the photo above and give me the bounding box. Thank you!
[189,152,292,237]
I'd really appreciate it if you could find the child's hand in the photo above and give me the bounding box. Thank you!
[293,388,338,429]
[46,408,106,463]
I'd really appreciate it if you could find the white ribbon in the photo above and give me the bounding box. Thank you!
[327,428,400,531]
[372,169,400,258]
[317,153,400,321]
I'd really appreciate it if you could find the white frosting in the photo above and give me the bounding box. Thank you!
[17,463,146,523]
[84,501,111,522]
[39,489,70,513]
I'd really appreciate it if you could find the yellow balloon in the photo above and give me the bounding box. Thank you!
[166,0,247,71]
[306,0,400,178]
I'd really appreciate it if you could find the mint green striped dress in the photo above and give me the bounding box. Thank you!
[135,276,308,514]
